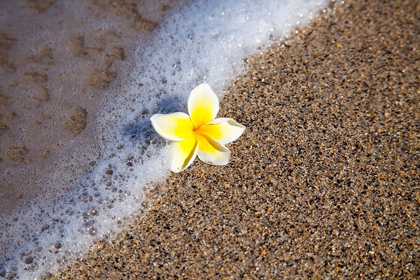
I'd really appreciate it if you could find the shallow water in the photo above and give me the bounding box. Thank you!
[0,0,330,278]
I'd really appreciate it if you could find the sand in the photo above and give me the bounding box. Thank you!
[20,0,420,278]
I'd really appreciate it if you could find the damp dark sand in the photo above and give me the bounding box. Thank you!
[53,0,419,278]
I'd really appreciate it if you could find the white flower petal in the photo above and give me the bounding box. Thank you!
[188,83,219,128]
[196,134,231,166]
[171,135,198,173]
[196,117,245,145]
[150,112,193,141]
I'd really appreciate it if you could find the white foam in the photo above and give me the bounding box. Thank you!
[0,0,331,278]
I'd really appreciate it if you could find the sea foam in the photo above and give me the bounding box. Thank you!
[0,0,330,278]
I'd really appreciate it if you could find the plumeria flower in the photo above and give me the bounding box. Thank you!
[150,83,245,173]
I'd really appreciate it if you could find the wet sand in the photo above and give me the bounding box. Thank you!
[49,0,417,278]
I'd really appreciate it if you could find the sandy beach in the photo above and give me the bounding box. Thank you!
[46,0,420,278]
[0,0,418,278]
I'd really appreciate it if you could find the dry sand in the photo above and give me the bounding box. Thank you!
[48,0,418,278]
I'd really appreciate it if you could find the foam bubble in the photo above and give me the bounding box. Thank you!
[0,0,330,278]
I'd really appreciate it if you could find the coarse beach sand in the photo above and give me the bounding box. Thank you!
[8,0,420,278]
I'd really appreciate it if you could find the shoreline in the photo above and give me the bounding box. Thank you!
[50,0,418,278]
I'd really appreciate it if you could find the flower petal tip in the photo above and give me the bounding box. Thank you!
[150,112,193,141]
[188,83,219,128]
[170,135,198,172]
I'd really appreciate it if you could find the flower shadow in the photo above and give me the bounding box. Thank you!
[121,94,187,153]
